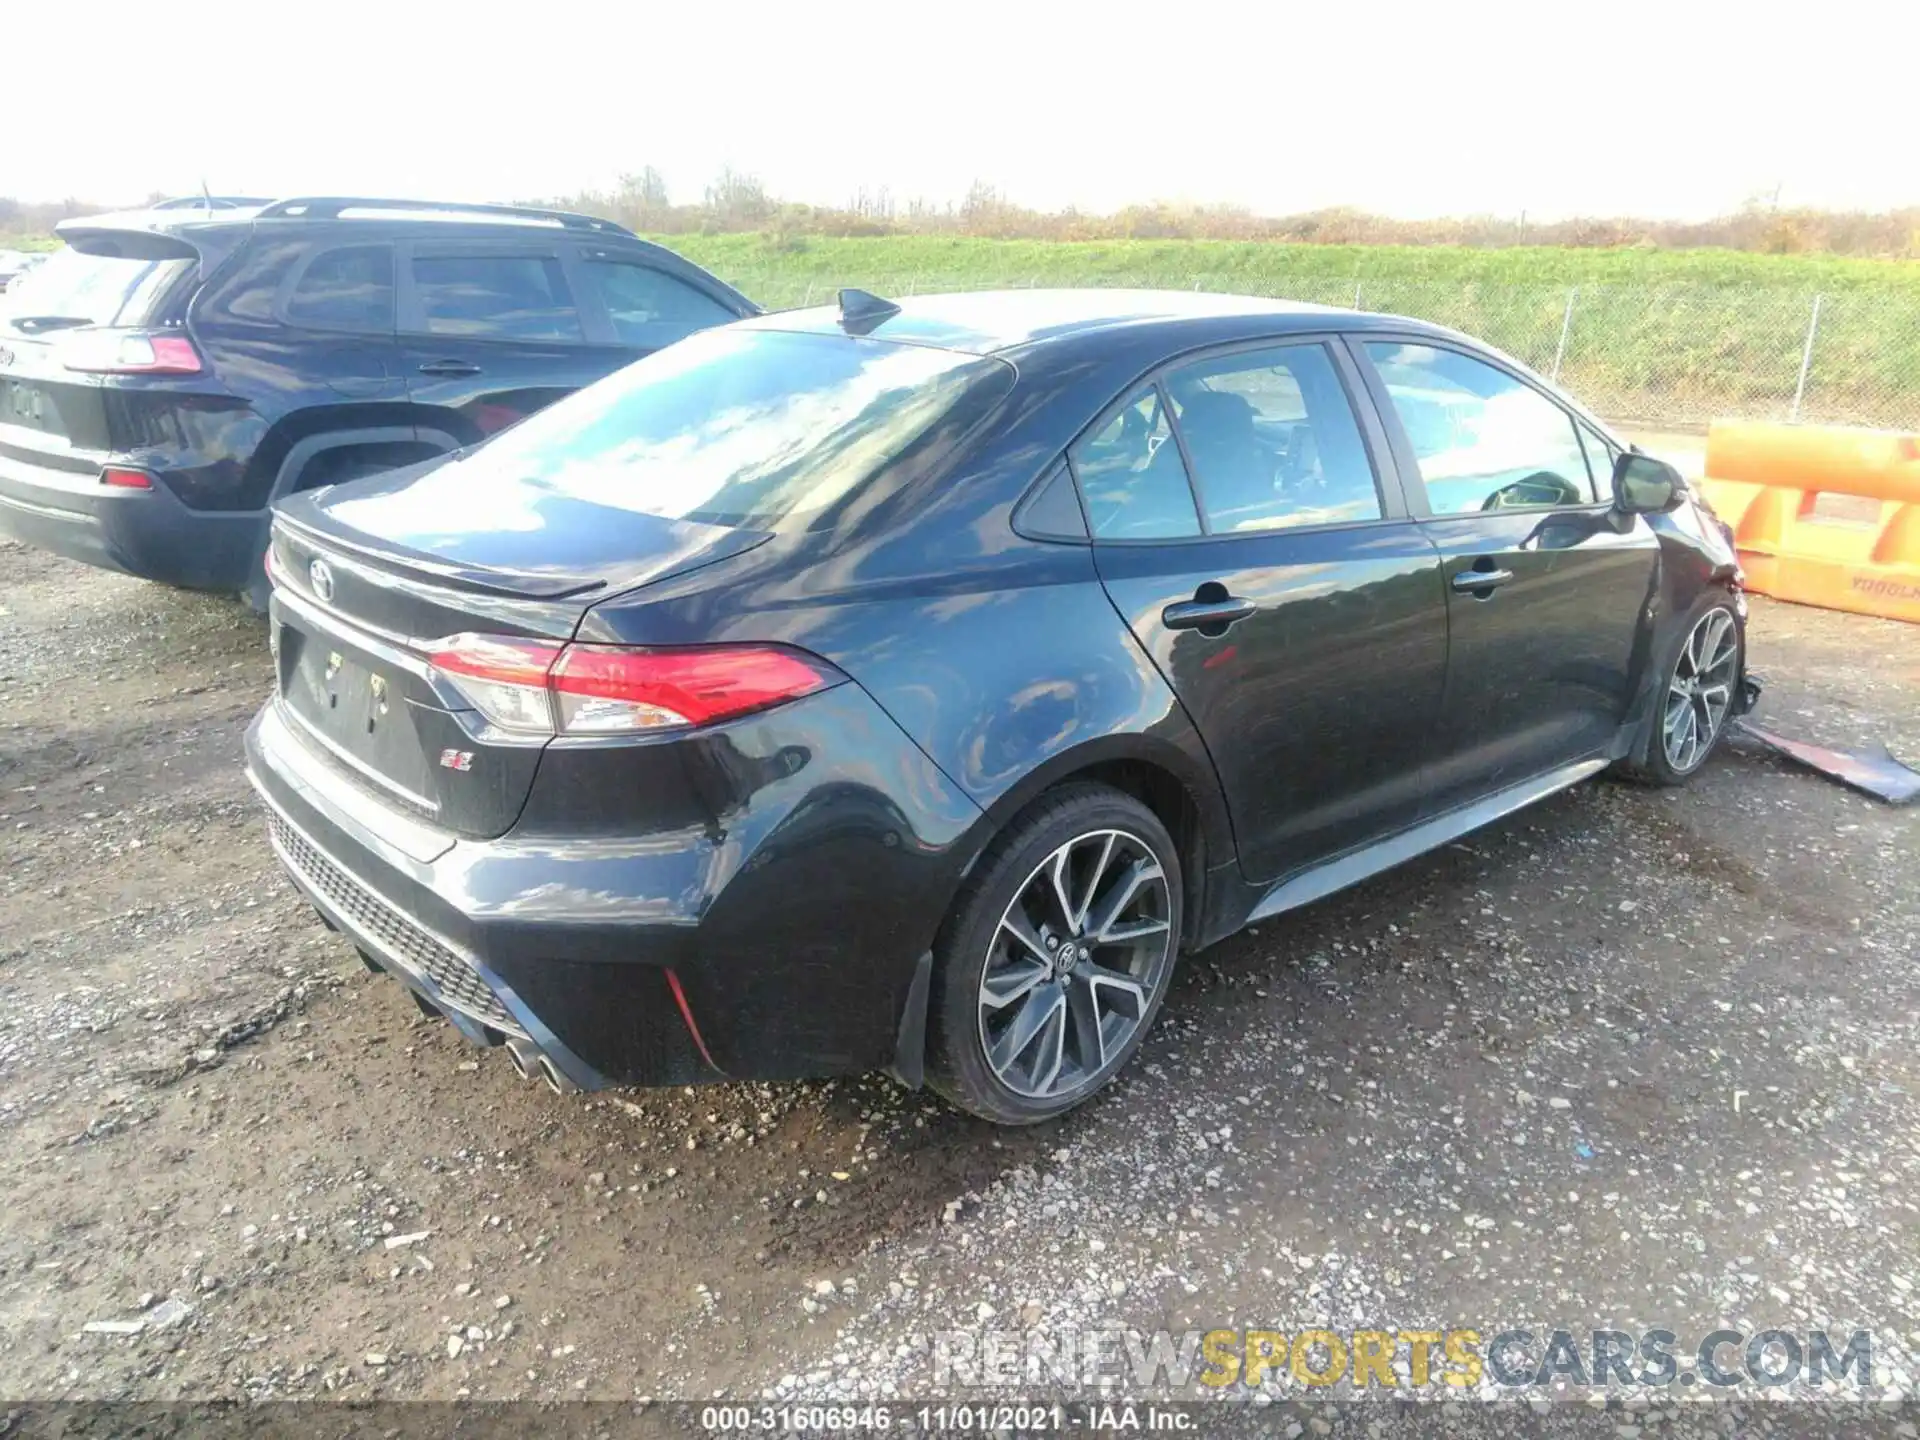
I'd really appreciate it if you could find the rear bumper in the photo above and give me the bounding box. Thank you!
[0,451,265,591]
[244,681,983,1088]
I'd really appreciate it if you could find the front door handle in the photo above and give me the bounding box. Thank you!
[417,359,483,377]
[1451,565,1515,594]
[1162,594,1256,632]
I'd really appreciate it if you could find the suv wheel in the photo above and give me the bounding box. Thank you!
[926,784,1181,1124]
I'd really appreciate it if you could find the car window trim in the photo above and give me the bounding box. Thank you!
[272,241,398,337]
[394,238,590,346]
[1576,420,1620,496]
[1154,376,1214,535]
[554,242,618,346]
[1059,332,1409,546]
[1344,330,1613,521]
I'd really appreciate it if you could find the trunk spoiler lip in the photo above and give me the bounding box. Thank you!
[273,508,604,599]
[270,505,775,604]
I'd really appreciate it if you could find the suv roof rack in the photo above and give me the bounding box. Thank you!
[150,195,273,211]
[255,196,635,237]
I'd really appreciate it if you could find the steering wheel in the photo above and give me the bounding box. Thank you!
[1481,470,1582,510]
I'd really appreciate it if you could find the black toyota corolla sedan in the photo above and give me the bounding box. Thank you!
[246,288,1750,1122]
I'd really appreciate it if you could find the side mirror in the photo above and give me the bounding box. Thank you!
[1612,452,1684,514]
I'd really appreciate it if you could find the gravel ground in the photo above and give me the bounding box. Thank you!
[0,538,1916,1420]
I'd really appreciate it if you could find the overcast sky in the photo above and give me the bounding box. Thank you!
[9,0,1912,220]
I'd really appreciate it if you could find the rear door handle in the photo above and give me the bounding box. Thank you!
[1451,566,1515,594]
[417,359,482,377]
[1162,595,1256,631]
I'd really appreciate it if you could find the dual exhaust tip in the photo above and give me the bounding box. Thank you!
[505,1036,579,1096]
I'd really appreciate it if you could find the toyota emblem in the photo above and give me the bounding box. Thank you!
[308,557,335,603]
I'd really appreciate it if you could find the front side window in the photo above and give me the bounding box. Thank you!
[1070,386,1201,539]
[582,261,736,348]
[285,246,393,332]
[1163,343,1381,533]
[1365,342,1595,514]
[411,254,582,342]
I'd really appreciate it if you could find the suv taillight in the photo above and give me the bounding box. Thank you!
[427,634,841,737]
[60,331,203,375]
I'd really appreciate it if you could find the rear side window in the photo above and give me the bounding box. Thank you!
[1070,387,1202,539]
[1164,344,1381,533]
[1365,342,1594,513]
[285,246,393,332]
[581,260,736,348]
[410,254,582,342]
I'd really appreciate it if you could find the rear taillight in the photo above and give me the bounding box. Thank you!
[60,331,203,375]
[550,646,838,733]
[100,466,154,489]
[427,634,839,737]
[427,635,559,733]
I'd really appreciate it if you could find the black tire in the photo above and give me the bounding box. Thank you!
[1616,590,1746,786]
[926,783,1183,1124]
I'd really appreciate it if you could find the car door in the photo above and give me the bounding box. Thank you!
[396,241,622,440]
[1080,338,1449,886]
[271,242,405,402]
[1352,336,1658,817]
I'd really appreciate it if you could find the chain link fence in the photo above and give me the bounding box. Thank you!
[742,269,1920,431]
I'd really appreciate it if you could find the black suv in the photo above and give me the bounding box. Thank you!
[0,197,757,604]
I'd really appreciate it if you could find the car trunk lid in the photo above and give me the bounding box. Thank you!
[266,470,770,839]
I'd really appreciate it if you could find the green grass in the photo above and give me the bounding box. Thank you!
[663,236,1920,428]
[8,228,1916,425]
[665,234,1920,296]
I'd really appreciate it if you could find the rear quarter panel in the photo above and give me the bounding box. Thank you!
[573,393,1238,933]
[187,235,415,508]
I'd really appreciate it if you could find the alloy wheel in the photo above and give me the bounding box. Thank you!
[976,828,1174,1100]
[1662,608,1739,773]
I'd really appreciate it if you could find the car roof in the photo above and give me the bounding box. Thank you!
[738,288,1437,356]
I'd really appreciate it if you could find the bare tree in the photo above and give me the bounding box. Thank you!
[703,167,772,228]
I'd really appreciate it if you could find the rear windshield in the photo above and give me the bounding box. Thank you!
[0,245,191,330]
[444,327,1014,527]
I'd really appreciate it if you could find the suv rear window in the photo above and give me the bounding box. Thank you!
[0,245,190,330]
[436,328,1014,527]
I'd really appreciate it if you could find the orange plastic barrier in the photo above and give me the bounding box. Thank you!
[1694,419,1920,624]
